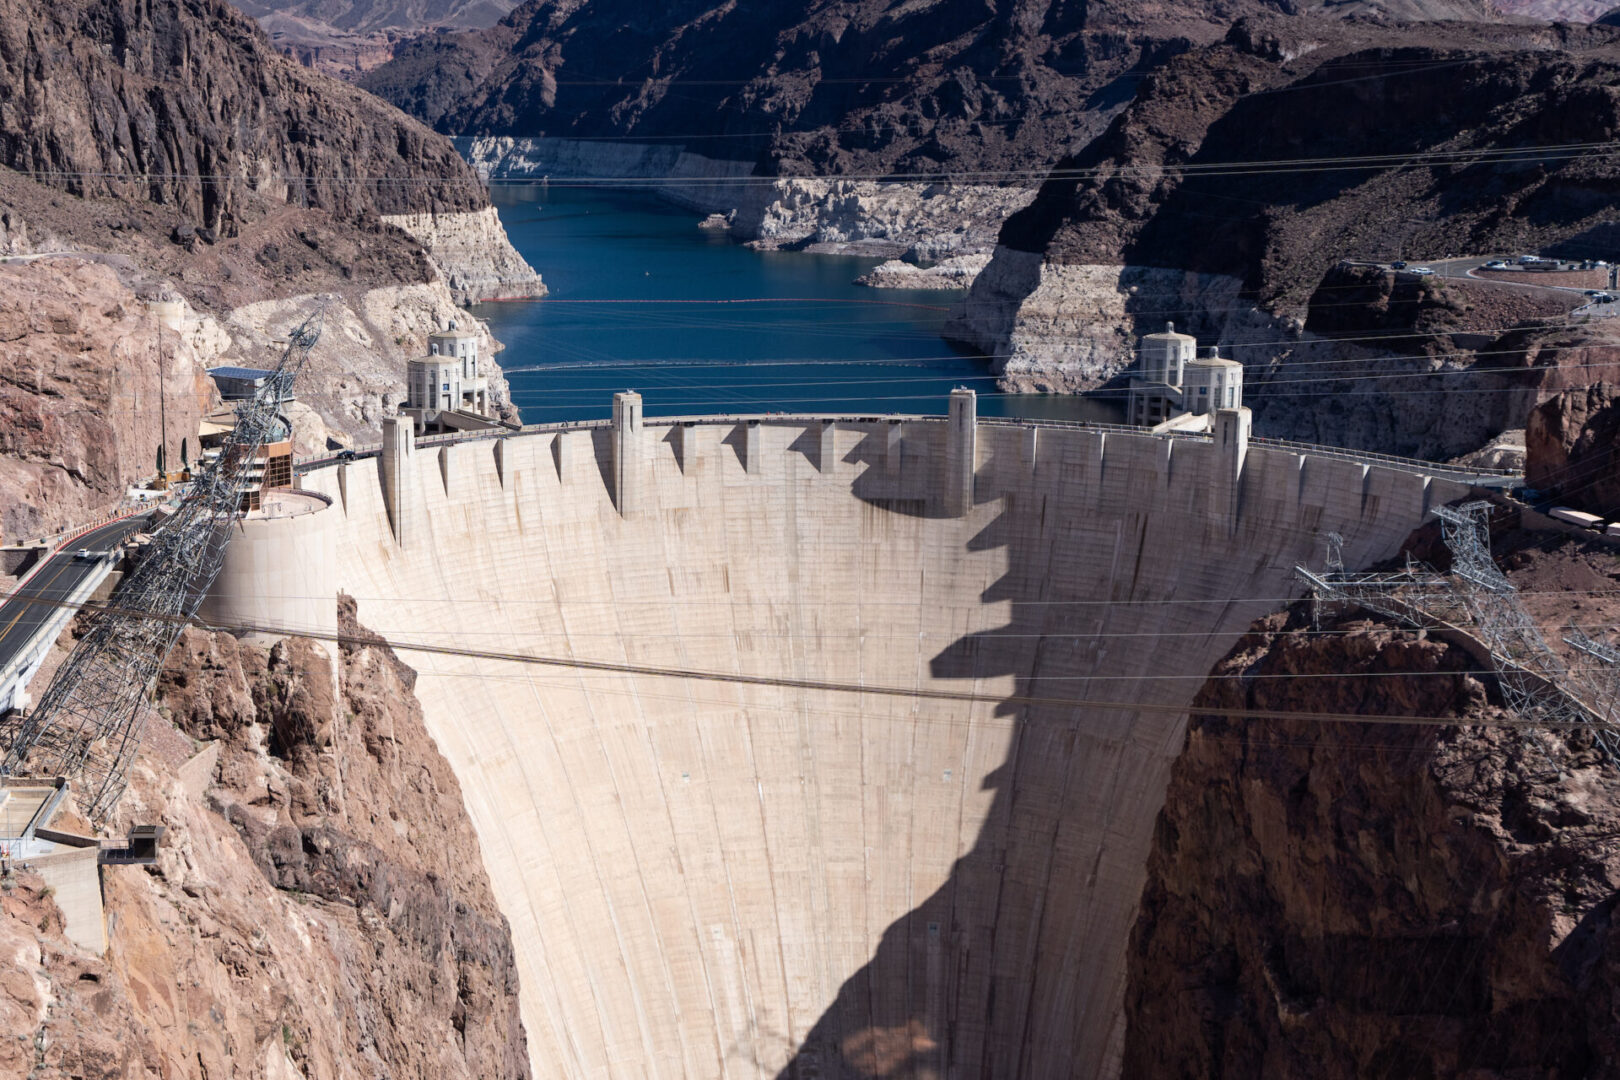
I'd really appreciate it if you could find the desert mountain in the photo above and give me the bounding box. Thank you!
[1499,0,1620,18]
[947,16,1620,458]
[0,0,540,540]
[364,0,1503,173]
[0,0,486,238]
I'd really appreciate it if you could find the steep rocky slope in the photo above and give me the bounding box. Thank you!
[1526,380,1620,509]
[951,16,1620,454]
[1502,0,1619,18]
[238,0,518,81]
[2,0,461,231]
[0,0,543,299]
[0,0,543,536]
[1125,524,1620,1075]
[0,259,222,544]
[236,0,514,35]
[0,598,529,1077]
[363,0,1502,256]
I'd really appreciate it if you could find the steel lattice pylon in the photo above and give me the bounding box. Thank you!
[1298,501,1620,764]
[1,302,327,823]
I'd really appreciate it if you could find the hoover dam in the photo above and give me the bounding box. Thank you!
[203,396,1484,1079]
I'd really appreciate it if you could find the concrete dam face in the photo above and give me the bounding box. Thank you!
[217,406,1470,1078]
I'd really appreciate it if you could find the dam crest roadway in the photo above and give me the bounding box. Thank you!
[207,397,1505,1079]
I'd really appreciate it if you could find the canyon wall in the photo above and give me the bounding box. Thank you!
[218,412,1478,1078]
[956,18,1620,453]
[223,280,518,451]
[0,599,529,1079]
[0,259,224,543]
[947,255,1574,459]
[1125,532,1620,1075]
[466,137,1034,258]
[382,205,547,302]
[0,249,519,544]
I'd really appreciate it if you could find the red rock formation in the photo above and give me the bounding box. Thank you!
[1125,537,1620,1076]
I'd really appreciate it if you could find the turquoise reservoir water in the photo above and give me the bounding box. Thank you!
[472,186,1119,424]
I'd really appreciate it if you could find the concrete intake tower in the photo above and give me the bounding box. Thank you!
[210,394,1480,1079]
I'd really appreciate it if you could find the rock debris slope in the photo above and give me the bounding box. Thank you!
[0,598,529,1078]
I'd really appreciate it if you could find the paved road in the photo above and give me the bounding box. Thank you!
[0,517,144,674]
[1411,256,1618,317]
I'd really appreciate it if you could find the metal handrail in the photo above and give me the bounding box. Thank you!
[291,411,1521,484]
[1247,435,1520,478]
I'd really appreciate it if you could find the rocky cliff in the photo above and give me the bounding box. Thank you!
[0,0,543,298]
[237,0,516,81]
[951,16,1620,455]
[368,1,1503,256]
[0,258,223,544]
[0,597,530,1078]
[1526,380,1620,509]
[0,0,543,539]
[231,0,517,82]
[0,180,520,540]
[1501,0,1619,18]
[1124,531,1620,1075]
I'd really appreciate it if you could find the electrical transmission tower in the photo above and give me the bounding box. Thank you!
[2,301,327,823]
[1298,500,1620,764]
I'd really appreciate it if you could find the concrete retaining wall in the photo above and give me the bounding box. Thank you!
[233,412,1469,1080]
[197,500,338,645]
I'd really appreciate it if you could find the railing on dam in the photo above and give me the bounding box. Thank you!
[293,411,1523,486]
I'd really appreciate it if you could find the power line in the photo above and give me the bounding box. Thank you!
[0,591,1554,730]
[9,138,1619,188]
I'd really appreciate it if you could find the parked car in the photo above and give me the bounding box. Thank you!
[1518,254,1542,264]
[1484,260,1508,269]
[1389,261,1407,269]
[1594,293,1616,304]
[1411,266,1435,276]
[337,449,356,463]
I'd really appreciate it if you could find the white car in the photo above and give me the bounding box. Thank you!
[1484,260,1508,269]
[1518,255,1542,265]
[1411,267,1435,276]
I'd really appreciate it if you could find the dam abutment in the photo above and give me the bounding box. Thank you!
[241,410,1487,1079]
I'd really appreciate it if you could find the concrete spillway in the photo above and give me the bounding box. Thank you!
[213,404,1473,1078]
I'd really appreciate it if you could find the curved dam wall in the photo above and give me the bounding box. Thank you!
[243,407,1472,1079]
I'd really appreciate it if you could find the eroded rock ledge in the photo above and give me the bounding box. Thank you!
[382,206,545,303]
[0,597,530,1078]
[465,137,1035,260]
[1126,557,1620,1076]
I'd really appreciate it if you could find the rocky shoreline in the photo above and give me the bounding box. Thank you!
[464,137,1035,261]
[381,206,545,303]
[855,254,990,291]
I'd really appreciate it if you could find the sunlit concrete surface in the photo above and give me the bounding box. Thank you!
[232,409,1471,1079]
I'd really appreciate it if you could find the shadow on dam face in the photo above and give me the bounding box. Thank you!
[268,414,1470,1080]
[778,430,1173,1078]
[780,423,1470,1078]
